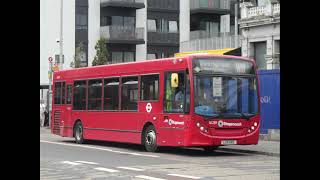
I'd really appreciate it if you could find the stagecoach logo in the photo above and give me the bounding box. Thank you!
[146,103,152,113]
[212,120,242,127]
[164,119,184,126]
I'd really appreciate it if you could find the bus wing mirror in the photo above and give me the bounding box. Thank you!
[171,73,179,88]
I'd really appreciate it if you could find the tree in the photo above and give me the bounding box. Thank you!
[92,38,109,66]
[70,42,85,68]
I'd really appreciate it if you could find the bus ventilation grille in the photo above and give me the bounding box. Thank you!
[53,110,61,134]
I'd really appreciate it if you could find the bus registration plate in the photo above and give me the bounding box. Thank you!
[221,140,237,145]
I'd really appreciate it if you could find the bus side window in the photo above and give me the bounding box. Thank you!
[73,80,87,110]
[66,85,72,104]
[140,74,159,101]
[54,82,61,105]
[164,71,185,113]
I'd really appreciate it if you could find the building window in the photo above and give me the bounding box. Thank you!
[104,78,119,111]
[124,52,135,62]
[141,75,159,101]
[66,85,72,104]
[169,21,178,33]
[111,16,135,27]
[73,80,87,110]
[121,76,138,111]
[147,19,157,32]
[164,71,185,113]
[112,52,123,64]
[147,53,157,60]
[54,82,61,105]
[76,14,88,30]
[156,19,168,33]
[254,41,267,69]
[111,51,135,64]
[88,79,102,111]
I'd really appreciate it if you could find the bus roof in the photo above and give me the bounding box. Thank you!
[53,54,253,79]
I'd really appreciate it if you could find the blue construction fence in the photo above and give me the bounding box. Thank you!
[258,69,280,134]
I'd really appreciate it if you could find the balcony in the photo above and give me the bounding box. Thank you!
[180,35,241,52]
[241,3,280,19]
[100,0,145,9]
[147,32,179,46]
[100,26,145,44]
[147,0,179,12]
[190,0,230,15]
[190,30,235,40]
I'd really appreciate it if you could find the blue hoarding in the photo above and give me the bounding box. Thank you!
[258,69,280,134]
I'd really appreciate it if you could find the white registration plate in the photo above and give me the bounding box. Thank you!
[221,140,237,145]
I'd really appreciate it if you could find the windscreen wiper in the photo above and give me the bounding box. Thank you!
[238,112,250,120]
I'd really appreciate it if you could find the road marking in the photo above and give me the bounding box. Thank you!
[117,166,144,171]
[40,140,160,158]
[61,161,81,165]
[167,174,202,179]
[74,161,98,165]
[94,167,119,173]
[135,175,167,180]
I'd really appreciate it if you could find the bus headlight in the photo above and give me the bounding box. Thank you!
[254,122,258,127]
[196,122,200,127]
[248,129,251,133]
[200,126,204,131]
[251,126,254,130]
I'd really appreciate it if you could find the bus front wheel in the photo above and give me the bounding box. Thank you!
[74,121,85,144]
[143,125,158,152]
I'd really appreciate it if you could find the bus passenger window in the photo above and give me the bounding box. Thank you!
[88,79,102,110]
[121,76,138,111]
[73,80,87,110]
[140,74,159,101]
[66,85,72,104]
[164,72,185,113]
[104,78,119,111]
[54,82,61,105]
[61,82,66,104]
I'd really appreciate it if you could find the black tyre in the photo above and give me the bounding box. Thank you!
[203,146,218,152]
[74,121,85,144]
[143,125,158,152]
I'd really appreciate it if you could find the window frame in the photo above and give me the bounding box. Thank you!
[72,79,88,111]
[87,78,103,111]
[66,84,73,105]
[103,76,121,112]
[163,70,188,114]
[140,73,160,102]
[120,75,139,112]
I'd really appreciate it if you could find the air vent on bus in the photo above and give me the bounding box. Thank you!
[53,110,61,134]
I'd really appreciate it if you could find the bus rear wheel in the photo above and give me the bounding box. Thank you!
[143,125,158,152]
[74,121,85,144]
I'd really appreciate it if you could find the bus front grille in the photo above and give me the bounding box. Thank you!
[53,110,61,134]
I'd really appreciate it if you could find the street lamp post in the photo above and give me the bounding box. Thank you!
[59,0,64,70]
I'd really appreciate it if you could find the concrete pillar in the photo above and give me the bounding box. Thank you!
[88,0,100,67]
[136,0,147,61]
[180,0,190,52]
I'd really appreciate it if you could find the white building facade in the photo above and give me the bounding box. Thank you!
[239,0,280,70]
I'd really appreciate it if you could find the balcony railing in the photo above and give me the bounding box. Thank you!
[100,0,145,8]
[147,0,179,11]
[242,3,280,19]
[180,35,241,52]
[100,26,144,43]
[190,0,230,11]
[190,30,235,40]
[147,31,179,45]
